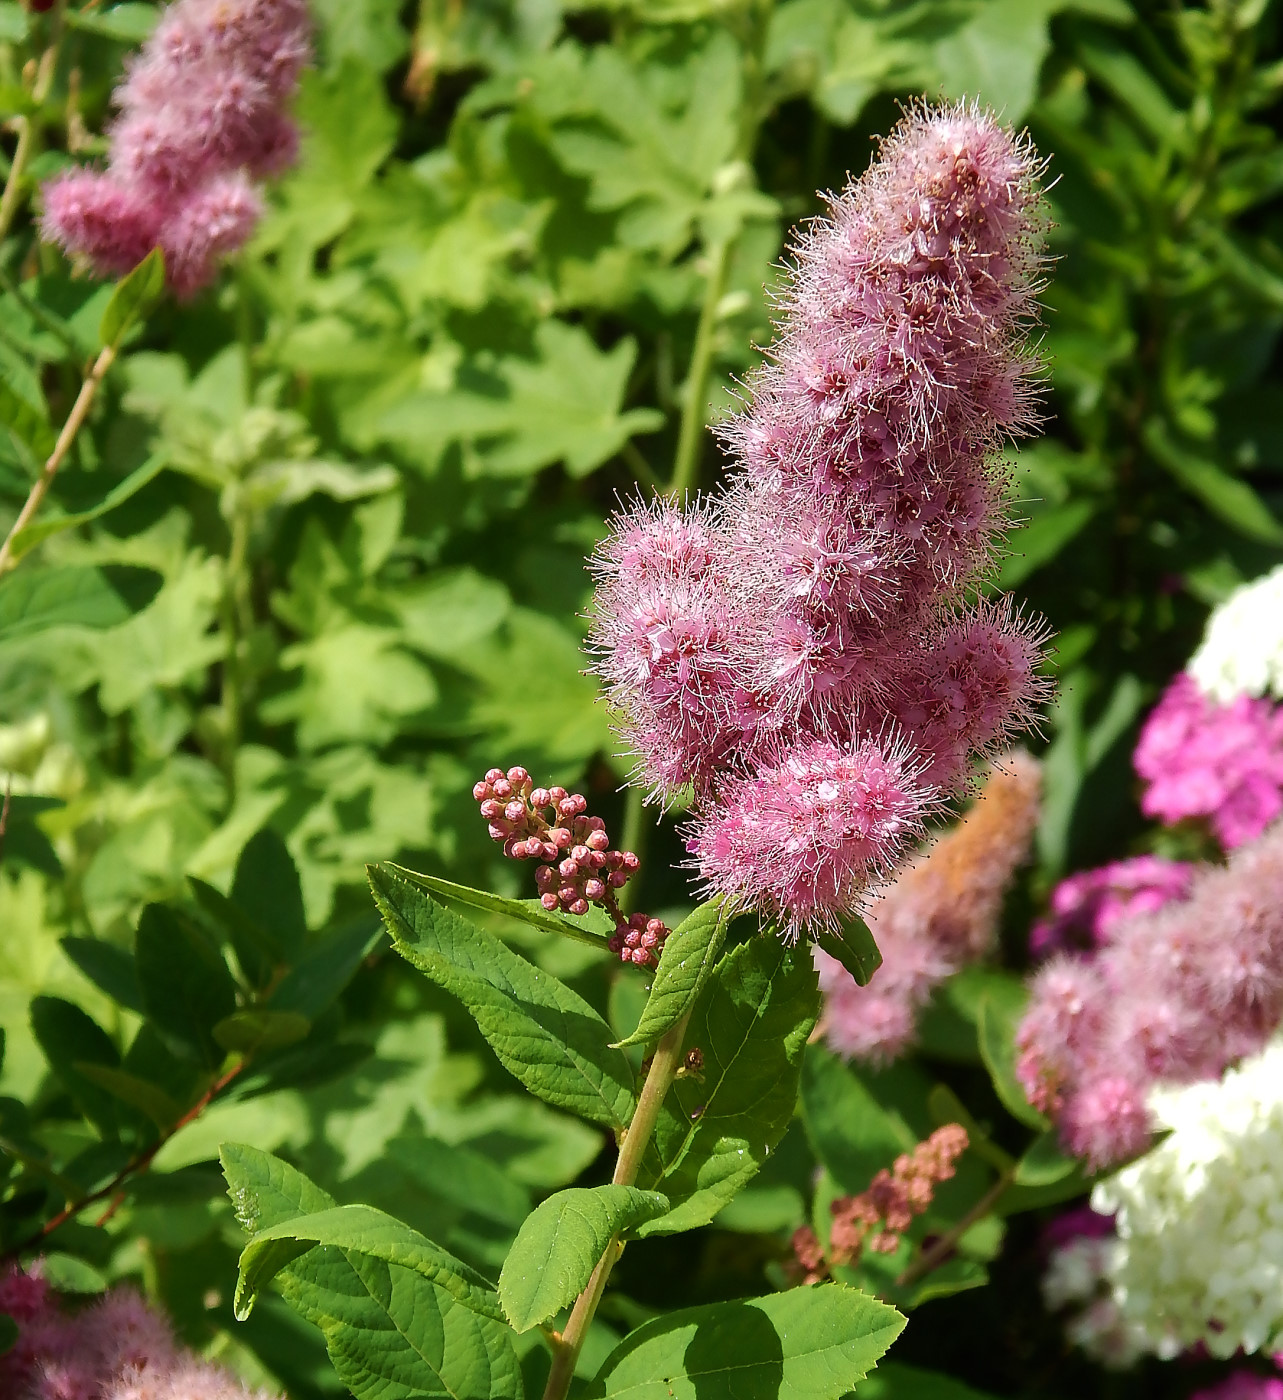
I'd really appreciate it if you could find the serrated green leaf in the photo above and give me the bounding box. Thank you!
[499,1185,669,1333]
[638,935,819,1234]
[801,1046,914,1195]
[385,865,614,948]
[222,1146,522,1400]
[232,827,308,960]
[213,1009,311,1055]
[30,997,123,1136]
[614,898,728,1048]
[585,1284,904,1400]
[370,863,636,1129]
[268,918,383,1019]
[135,903,238,1068]
[1013,1130,1078,1187]
[99,249,166,349]
[236,1203,505,1322]
[977,997,1047,1131]
[813,912,882,988]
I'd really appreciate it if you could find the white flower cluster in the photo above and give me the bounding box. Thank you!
[1090,1036,1283,1360]
[1189,564,1283,703]
[1041,1236,1150,1369]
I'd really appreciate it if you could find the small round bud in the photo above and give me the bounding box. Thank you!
[621,852,641,872]
[505,800,526,823]
[584,878,606,901]
[551,827,573,851]
[480,799,503,819]
[472,781,490,801]
[608,871,628,888]
[558,797,578,818]
[541,893,560,910]
[641,930,658,948]
[571,845,592,862]
[531,788,552,809]
[558,885,579,906]
[569,898,589,916]
[507,766,529,787]
[549,787,567,804]
[586,830,609,852]
[487,822,510,841]
[535,865,556,889]
[559,857,580,879]
[492,778,513,800]
[485,768,505,784]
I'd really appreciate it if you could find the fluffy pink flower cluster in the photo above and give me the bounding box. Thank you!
[0,1265,279,1400]
[1030,854,1196,958]
[41,0,310,295]
[1134,673,1283,851]
[590,104,1050,938]
[1017,822,1283,1168]
[819,752,1041,1061]
[1193,1375,1283,1400]
[474,766,669,967]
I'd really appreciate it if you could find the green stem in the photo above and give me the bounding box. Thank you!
[0,13,64,247]
[616,785,649,916]
[220,497,252,787]
[540,1011,693,1400]
[666,238,731,501]
[894,1167,1015,1290]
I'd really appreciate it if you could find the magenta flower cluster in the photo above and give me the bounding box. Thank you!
[1134,673,1283,852]
[590,104,1050,938]
[0,1265,279,1400]
[1192,1375,1283,1400]
[1030,854,1196,959]
[1017,822,1283,1169]
[474,767,669,967]
[41,0,310,296]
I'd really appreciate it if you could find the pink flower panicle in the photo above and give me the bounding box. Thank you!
[41,0,309,295]
[474,766,669,968]
[1134,673,1283,851]
[791,1123,969,1283]
[1017,820,1283,1169]
[0,1268,278,1400]
[590,104,1051,939]
[1030,854,1196,958]
[1192,1375,1283,1400]
[819,753,1041,1061]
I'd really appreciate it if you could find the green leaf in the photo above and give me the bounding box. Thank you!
[231,828,309,960]
[38,1253,107,1293]
[236,1202,505,1322]
[977,997,1047,1131]
[222,1146,522,1400]
[614,898,728,1049]
[385,865,614,948]
[1143,419,1283,544]
[857,1360,1001,1399]
[7,451,167,561]
[370,863,636,1129]
[64,2,159,41]
[1012,1131,1078,1188]
[74,1063,182,1128]
[0,564,160,642]
[188,876,278,989]
[499,1185,670,1333]
[813,913,882,988]
[134,903,238,1068]
[585,1284,904,1400]
[639,935,819,1234]
[213,1010,312,1055]
[99,249,166,349]
[268,919,384,1020]
[801,1047,914,1195]
[0,1313,17,1356]
[60,936,145,1015]
[30,996,123,1136]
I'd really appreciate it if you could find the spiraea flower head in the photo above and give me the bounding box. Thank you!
[589,104,1051,939]
[1030,854,1196,958]
[41,0,310,295]
[819,752,1040,1062]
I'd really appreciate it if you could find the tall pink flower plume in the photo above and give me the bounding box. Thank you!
[1030,854,1196,958]
[1134,672,1283,851]
[590,104,1051,937]
[1017,820,1283,1169]
[0,1267,281,1400]
[818,753,1041,1061]
[41,0,310,295]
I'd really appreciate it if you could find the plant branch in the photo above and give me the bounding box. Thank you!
[667,238,730,501]
[0,342,118,574]
[540,1010,693,1400]
[0,18,64,247]
[894,1168,1015,1291]
[0,1060,245,1262]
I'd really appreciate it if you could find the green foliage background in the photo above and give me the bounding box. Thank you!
[2,0,1282,1397]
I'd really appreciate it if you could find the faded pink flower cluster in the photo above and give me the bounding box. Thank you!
[1135,673,1283,851]
[42,0,310,295]
[1030,854,1196,958]
[1017,822,1283,1168]
[819,752,1041,1061]
[474,766,669,967]
[1193,1375,1283,1400]
[590,103,1050,939]
[0,1265,279,1400]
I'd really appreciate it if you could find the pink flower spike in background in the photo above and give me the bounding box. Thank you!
[41,0,310,295]
[1031,854,1196,958]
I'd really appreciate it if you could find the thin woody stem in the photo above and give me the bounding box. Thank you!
[0,343,117,574]
[540,1010,693,1400]
[894,1167,1015,1290]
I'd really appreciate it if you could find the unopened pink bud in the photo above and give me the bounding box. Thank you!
[558,798,578,818]
[493,778,513,800]
[535,866,556,889]
[558,886,578,906]
[559,858,580,879]
[507,766,529,787]
[621,852,641,872]
[551,828,573,850]
[480,799,503,819]
[505,801,526,822]
[569,898,589,915]
[473,781,490,801]
[587,830,609,851]
[531,788,552,809]
[571,845,592,862]
[485,768,505,784]
[541,893,559,910]
[549,787,568,804]
[487,822,509,841]
[609,871,628,888]
[641,930,658,948]
[585,878,606,900]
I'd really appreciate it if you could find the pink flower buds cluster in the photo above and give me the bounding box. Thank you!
[474,767,669,967]
[818,752,1041,1063]
[0,1264,281,1400]
[792,1123,969,1283]
[1030,854,1196,959]
[1134,673,1283,852]
[41,0,310,295]
[590,104,1050,940]
[1016,820,1283,1169]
